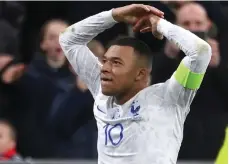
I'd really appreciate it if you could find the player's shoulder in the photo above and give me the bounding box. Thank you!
[143,82,166,97]
[132,82,167,104]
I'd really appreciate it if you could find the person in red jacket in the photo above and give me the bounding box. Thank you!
[0,119,21,161]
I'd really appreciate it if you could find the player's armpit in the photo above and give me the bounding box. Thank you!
[174,61,205,90]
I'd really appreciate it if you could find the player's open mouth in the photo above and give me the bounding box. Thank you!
[101,77,113,85]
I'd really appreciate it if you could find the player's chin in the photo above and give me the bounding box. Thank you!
[101,87,116,96]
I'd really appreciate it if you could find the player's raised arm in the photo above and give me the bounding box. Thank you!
[59,10,117,98]
[157,19,212,107]
[134,14,212,107]
[156,17,212,86]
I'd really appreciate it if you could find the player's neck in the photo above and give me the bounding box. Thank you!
[114,85,145,105]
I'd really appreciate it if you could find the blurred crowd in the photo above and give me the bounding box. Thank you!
[0,1,227,162]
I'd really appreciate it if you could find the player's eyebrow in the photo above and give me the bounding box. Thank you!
[103,56,124,64]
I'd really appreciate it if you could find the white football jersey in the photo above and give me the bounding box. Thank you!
[59,10,211,164]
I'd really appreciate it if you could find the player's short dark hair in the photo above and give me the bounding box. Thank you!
[39,18,69,43]
[0,119,17,141]
[107,36,153,69]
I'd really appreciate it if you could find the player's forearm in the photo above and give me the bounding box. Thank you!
[157,19,212,73]
[59,10,117,47]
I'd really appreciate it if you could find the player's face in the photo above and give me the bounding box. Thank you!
[41,21,67,61]
[0,123,15,153]
[101,45,139,96]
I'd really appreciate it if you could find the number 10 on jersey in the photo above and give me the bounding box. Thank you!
[104,123,124,146]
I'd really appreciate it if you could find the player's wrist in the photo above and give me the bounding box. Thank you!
[149,16,161,29]
[156,18,171,34]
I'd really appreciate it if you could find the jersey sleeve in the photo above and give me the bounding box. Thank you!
[59,10,117,98]
[156,19,212,108]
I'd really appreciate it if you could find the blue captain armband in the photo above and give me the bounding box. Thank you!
[174,62,205,90]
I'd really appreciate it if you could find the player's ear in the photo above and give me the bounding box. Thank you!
[135,68,147,81]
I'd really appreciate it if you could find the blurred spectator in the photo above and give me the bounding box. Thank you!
[0,119,22,161]
[0,9,26,119]
[10,19,96,159]
[0,1,26,84]
[147,2,227,160]
[19,1,69,63]
[39,19,67,69]
[0,1,25,31]
[196,1,228,107]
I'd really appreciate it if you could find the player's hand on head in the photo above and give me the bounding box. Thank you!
[112,4,164,25]
[133,14,164,40]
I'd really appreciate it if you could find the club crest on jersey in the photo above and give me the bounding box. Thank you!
[130,101,140,116]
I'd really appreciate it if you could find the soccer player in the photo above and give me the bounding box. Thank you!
[59,4,212,164]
